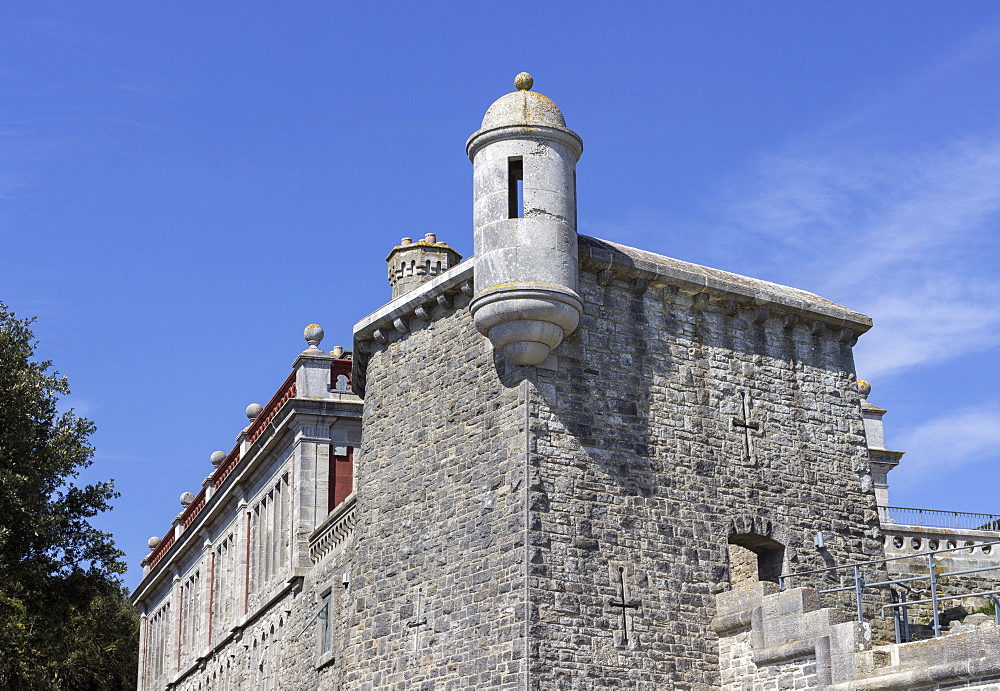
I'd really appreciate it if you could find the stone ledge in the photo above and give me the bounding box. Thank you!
[579,235,873,335]
[353,260,475,341]
[826,628,1000,690]
[717,583,1000,690]
[314,649,335,671]
[352,260,476,397]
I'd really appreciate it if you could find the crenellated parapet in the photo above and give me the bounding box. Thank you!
[386,233,462,300]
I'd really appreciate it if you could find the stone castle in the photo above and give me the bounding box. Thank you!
[131,74,1000,690]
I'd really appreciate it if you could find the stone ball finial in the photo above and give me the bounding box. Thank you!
[210,450,226,467]
[304,323,324,350]
[245,403,263,420]
[857,380,871,399]
[179,492,195,507]
[148,536,161,550]
[514,72,533,91]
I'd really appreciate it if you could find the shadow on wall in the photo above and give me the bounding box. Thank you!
[729,534,786,587]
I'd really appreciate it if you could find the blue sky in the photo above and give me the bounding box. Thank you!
[4,2,998,590]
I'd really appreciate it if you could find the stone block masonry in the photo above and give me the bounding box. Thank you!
[134,75,1000,690]
[714,581,1000,689]
[524,251,882,689]
[346,286,531,689]
[350,231,883,688]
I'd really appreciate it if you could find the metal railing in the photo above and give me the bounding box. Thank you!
[780,539,1000,644]
[880,506,1000,531]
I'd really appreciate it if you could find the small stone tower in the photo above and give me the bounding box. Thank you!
[466,72,584,365]
[386,233,462,299]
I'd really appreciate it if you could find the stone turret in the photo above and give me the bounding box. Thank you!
[466,73,584,366]
[386,233,462,300]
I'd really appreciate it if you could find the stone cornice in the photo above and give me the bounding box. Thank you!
[578,235,873,334]
[466,124,584,161]
[352,260,475,397]
[351,235,875,397]
[869,449,905,464]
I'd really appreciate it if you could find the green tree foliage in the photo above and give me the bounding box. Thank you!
[0,303,137,689]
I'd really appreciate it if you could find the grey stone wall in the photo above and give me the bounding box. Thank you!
[345,290,530,689]
[349,239,883,688]
[523,265,881,689]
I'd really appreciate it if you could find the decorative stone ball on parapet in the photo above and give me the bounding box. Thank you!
[304,323,324,351]
[386,233,462,300]
[245,403,263,421]
[857,380,871,399]
[466,73,584,366]
[147,536,161,550]
[210,450,226,467]
[179,492,195,507]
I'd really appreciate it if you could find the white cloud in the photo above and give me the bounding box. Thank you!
[853,280,1000,380]
[698,24,1000,386]
[57,394,101,417]
[724,132,1000,381]
[890,406,1000,488]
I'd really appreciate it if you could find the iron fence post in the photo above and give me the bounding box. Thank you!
[901,587,911,643]
[889,589,901,645]
[853,564,864,623]
[928,553,941,637]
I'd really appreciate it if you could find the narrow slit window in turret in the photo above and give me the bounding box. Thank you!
[508,156,524,219]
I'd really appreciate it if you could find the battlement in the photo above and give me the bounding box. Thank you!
[385,233,462,300]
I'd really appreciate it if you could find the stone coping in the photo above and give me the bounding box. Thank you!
[714,582,1000,689]
[578,235,872,332]
[869,449,904,463]
[353,235,872,348]
[350,234,873,396]
[353,259,474,340]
